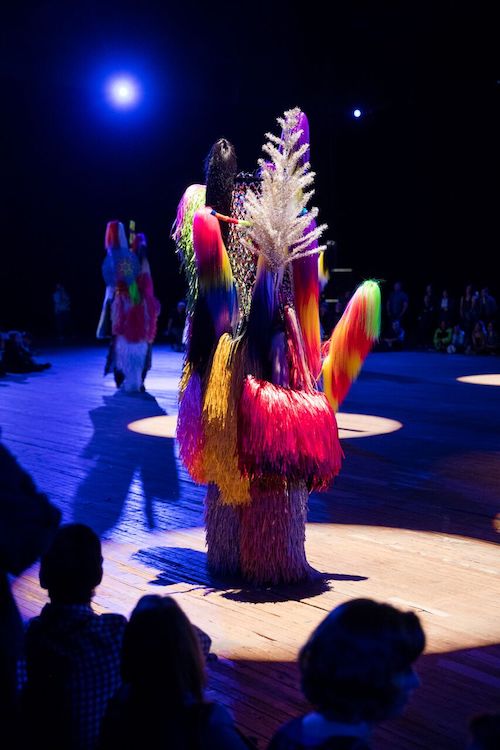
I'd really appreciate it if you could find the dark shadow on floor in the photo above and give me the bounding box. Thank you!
[0,372,34,385]
[72,391,180,535]
[133,545,368,602]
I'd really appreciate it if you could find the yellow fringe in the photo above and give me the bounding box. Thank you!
[178,359,193,400]
[202,333,251,505]
[322,363,338,413]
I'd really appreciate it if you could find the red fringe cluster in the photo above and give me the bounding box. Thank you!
[111,273,160,343]
[237,375,343,490]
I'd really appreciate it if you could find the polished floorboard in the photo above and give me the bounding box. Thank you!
[2,343,499,749]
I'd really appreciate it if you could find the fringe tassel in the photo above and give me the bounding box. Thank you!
[284,306,315,391]
[202,334,251,506]
[178,359,192,399]
[188,207,236,373]
[246,256,277,376]
[112,278,160,344]
[238,375,342,490]
[318,250,329,291]
[172,184,206,311]
[137,270,161,343]
[204,483,241,576]
[239,478,313,584]
[176,369,206,483]
[322,280,381,412]
[114,336,148,392]
[293,220,321,379]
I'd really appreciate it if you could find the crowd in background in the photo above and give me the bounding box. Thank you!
[319,281,499,356]
[2,280,499,380]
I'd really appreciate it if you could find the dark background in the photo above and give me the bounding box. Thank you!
[1,1,498,336]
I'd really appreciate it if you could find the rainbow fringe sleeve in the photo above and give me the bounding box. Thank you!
[293,218,322,380]
[322,280,381,412]
[192,207,235,334]
[171,184,206,310]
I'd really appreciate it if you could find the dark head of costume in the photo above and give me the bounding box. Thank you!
[204,138,237,243]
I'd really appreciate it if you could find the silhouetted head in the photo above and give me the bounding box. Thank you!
[121,595,206,706]
[299,598,425,723]
[40,523,103,604]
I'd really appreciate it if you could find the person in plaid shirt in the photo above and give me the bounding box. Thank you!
[21,524,126,750]
[21,524,214,750]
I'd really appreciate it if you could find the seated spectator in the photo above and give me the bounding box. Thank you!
[437,289,454,325]
[0,443,60,731]
[383,320,405,350]
[100,595,253,750]
[433,320,452,352]
[416,292,435,347]
[468,713,500,750]
[22,524,126,750]
[268,599,425,750]
[447,324,465,354]
[459,284,479,345]
[469,321,487,355]
[478,287,497,324]
[3,331,51,373]
[386,281,408,325]
[485,321,499,355]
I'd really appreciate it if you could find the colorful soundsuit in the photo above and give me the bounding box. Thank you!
[173,109,380,584]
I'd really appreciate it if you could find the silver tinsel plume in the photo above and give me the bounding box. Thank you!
[241,107,327,272]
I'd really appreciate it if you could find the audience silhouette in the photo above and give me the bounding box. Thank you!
[22,524,126,750]
[268,599,425,750]
[99,594,253,749]
[0,443,60,732]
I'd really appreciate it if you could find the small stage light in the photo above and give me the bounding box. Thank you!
[457,374,500,386]
[353,108,362,119]
[106,75,141,109]
[128,415,177,438]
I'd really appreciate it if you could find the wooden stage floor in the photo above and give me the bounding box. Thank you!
[2,344,499,749]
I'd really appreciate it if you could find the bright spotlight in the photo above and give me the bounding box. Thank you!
[353,108,362,119]
[106,75,141,109]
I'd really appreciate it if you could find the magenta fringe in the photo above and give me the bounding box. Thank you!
[138,272,161,342]
[239,479,314,584]
[176,371,206,483]
[284,306,315,391]
[238,375,342,490]
[204,484,241,576]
